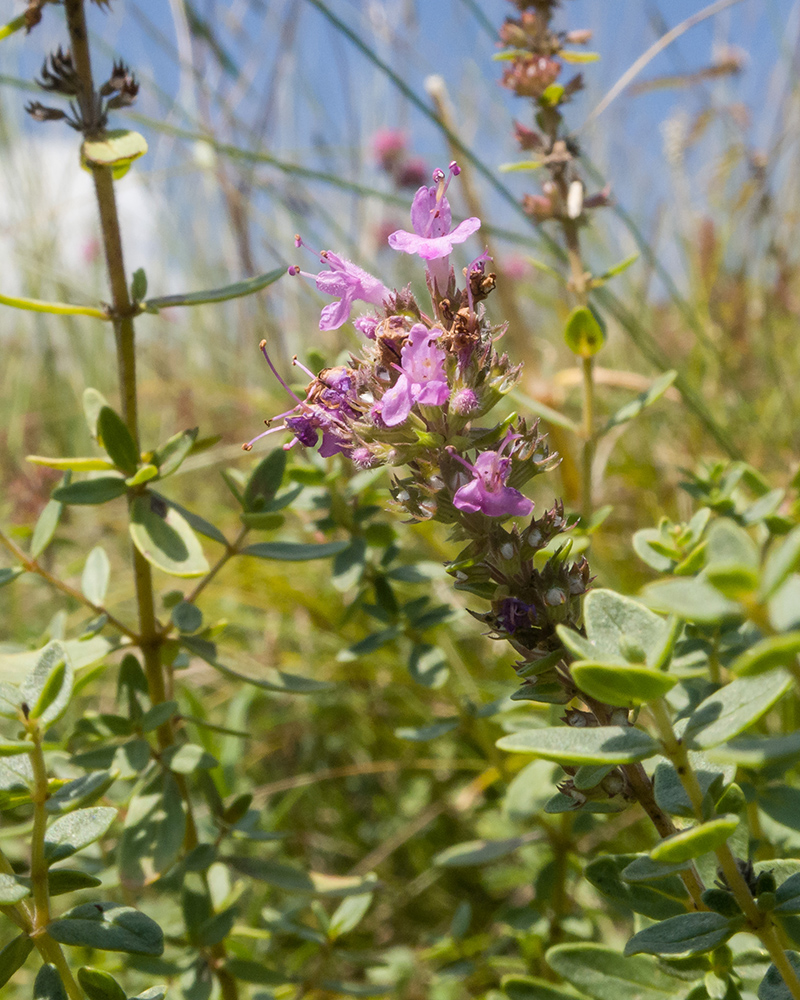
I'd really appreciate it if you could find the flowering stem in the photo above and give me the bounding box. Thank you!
[650,698,800,999]
[63,0,170,750]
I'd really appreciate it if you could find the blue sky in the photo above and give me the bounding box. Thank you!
[4,0,798,286]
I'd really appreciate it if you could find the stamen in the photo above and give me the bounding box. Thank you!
[291,356,317,380]
[446,445,476,475]
[259,339,303,403]
[294,233,323,259]
[242,423,287,451]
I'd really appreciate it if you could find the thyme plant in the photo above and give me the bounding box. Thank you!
[2,4,800,1000]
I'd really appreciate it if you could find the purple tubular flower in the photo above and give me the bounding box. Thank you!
[291,239,390,331]
[451,431,533,518]
[496,597,536,634]
[377,324,450,427]
[387,163,480,290]
[243,341,358,457]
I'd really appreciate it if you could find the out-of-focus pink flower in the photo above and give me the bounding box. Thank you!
[372,128,407,171]
[395,155,428,189]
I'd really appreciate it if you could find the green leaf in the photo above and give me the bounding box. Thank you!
[585,855,688,920]
[708,731,800,770]
[162,743,218,774]
[560,49,601,63]
[48,902,164,955]
[152,428,198,478]
[97,406,139,475]
[226,856,378,896]
[0,291,107,321]
[153,493,227,546]
[644,577,741,624]
[81,546,110,606]
[44,806,117,863]
[502,976,584,1000]
[83,388,109,440]
[21,641,73,726]
[46,770,116,815]
[223,959,290,986]
[0,739,34,757]
[729,632,800,677]
[624,911,736,956]
[564,306,606,358]
[0,566,24,590]
[684,670,793,749]
[131,268,148,302]
[497,725,658,766]
[328,891,373,940]
[621,856,689,883]
[182,637,333,694]
[240,512,284,530]
[77,967,127,1000]
[581,590,669,667]
[546,943,686,1000]
[433,837,529,868]
[241,540,349,561]
[758,951,800,999]
[144,266,285,312]
[0,872,29,903]
[0,13,27,43]
[47,870,103,896]
[243,449,286,511]
[761,526,800,600]
[653,752,734,817]
[129,495,209,578]
[52,477,128,505]
[602,371,677,434]
[118,773,185,889]
[570,662,676,707]
[774,874,800,914]
[595,253,640,283]
[0,934,33,989]
[28,456,115,472]
[33,964,68,1000]
[650,816,740,863]
[407,643,449,689]
[141,700,177,732]
[126,464,159,487]
[395,719,459,742]
[171,601,203,634]
[131,989,167,1000]
[509,388,579,433]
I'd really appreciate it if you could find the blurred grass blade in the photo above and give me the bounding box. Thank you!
[0,15,26,43]
[144,266,285,312]
[0,291,107,320]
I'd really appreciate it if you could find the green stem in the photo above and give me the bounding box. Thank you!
[29,726,51,933]
[63,0,170,749]
[651,698,800,1000]
[580,356,595,522]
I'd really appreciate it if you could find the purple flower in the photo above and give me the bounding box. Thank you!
[243,342,359,457]
[451,431,533,518]
[496,597,536,634]
[376,324,450,427]
[290,238,390,332]
[387,163,480,289]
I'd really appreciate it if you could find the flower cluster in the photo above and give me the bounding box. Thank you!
[245,162,590,701]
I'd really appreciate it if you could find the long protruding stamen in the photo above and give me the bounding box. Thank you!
[294,233,323,259]
[446,445,477,475]
[259,339,303,403]
[292,356,316,380]
[242,423,287,451]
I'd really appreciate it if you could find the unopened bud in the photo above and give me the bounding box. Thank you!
[566,29,593,45]
[567,180,584,220]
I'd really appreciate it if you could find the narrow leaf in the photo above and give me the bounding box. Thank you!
[97,406,139,474]
[144,266,285,311]
[684,670,793,749]
[624,911,735,956]
[44,806,117,863]
[241,540,349,561]
[81,546,111,606]
[33,964,68,1000]
[650,815,740,863]
[52,478,128,505]
[497,725,658,765]
[0,934,33,989]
